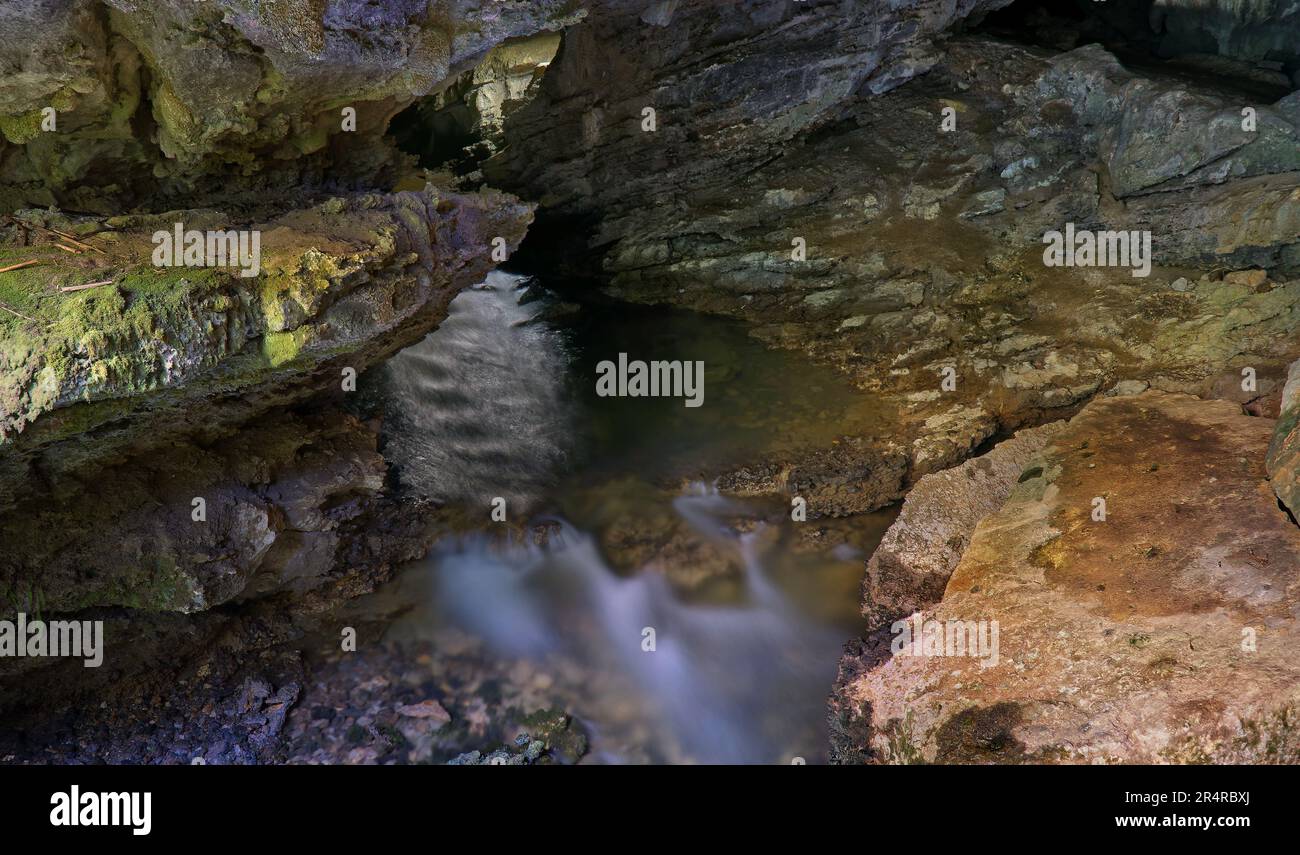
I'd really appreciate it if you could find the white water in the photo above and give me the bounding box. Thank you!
[376,272,877,763]
[418,488,850,764]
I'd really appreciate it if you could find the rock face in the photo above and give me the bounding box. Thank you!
[0,406,432,618]
[1266,355,1300,513]
[394,31,562,174]
[1150,0,1300,70]
[490,0,1014,250]
[489,1,1300,502]
[0,189,531,464]
[862,419,1067,629]
[0,0,583,211]
[0,3,545,707]
[833,391,1300,763]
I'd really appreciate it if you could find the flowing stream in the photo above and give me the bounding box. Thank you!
[363,271,895,763]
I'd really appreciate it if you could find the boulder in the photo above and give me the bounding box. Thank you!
[834,391,1300,763]
[862,420,1067,629]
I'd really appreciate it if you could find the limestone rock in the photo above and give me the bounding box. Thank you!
[0,0,583,211]
[834,392,1300,764]
[0,408,431,617]
[494,27,1300,494]
[863,420,1067,629]
[0,186,533,507]
[1267,356,1300,514]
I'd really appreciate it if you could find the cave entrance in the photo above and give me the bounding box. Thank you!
[970,0,1160,56]
[968,0,1298,99]
[389,31,562,178]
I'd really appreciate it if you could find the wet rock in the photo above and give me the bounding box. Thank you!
[862,420,1067,630]
[515,709,588,765]
[717,438,910,518]
[273,636,589,765]
[834,391,1300,763]
[600,515,747,589]
[395,700,452,724]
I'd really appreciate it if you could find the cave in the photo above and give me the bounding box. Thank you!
[1,0,1299,795]
[970,0,1300,97]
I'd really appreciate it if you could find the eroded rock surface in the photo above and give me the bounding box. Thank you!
[492,7,1300,499]
[0,0,583,211]
[833,391,1300,763]
[862,419,1067,629]
[0,407,431,617]
[1266,355,1300,513]
[0,188,531,474]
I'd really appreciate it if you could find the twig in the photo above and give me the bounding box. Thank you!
[0,259,40,274]
[60,279,114,293]
[32,225,103,255]
[53,233,100,253]
[54,243,80,254]
[0,302,36,323]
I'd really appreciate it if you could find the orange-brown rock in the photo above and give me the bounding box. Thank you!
[833,391,1300,763]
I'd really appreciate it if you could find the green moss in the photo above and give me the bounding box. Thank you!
[934,702,1026,763]
[0,248,60,329]
[0,109,46,145]
[1267,403,1300,466]
[260,327,309,367]
[290,122,330,155]
[0,248,241,447]
[68,556,199,613]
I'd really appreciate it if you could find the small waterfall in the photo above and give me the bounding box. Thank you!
[374,273,881,763]
[417,488,848,764]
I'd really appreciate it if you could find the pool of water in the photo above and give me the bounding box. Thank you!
[358,271,896,763]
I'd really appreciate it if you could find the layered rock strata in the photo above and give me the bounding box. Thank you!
[491,2,1300,512]
[0,0,583,212]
